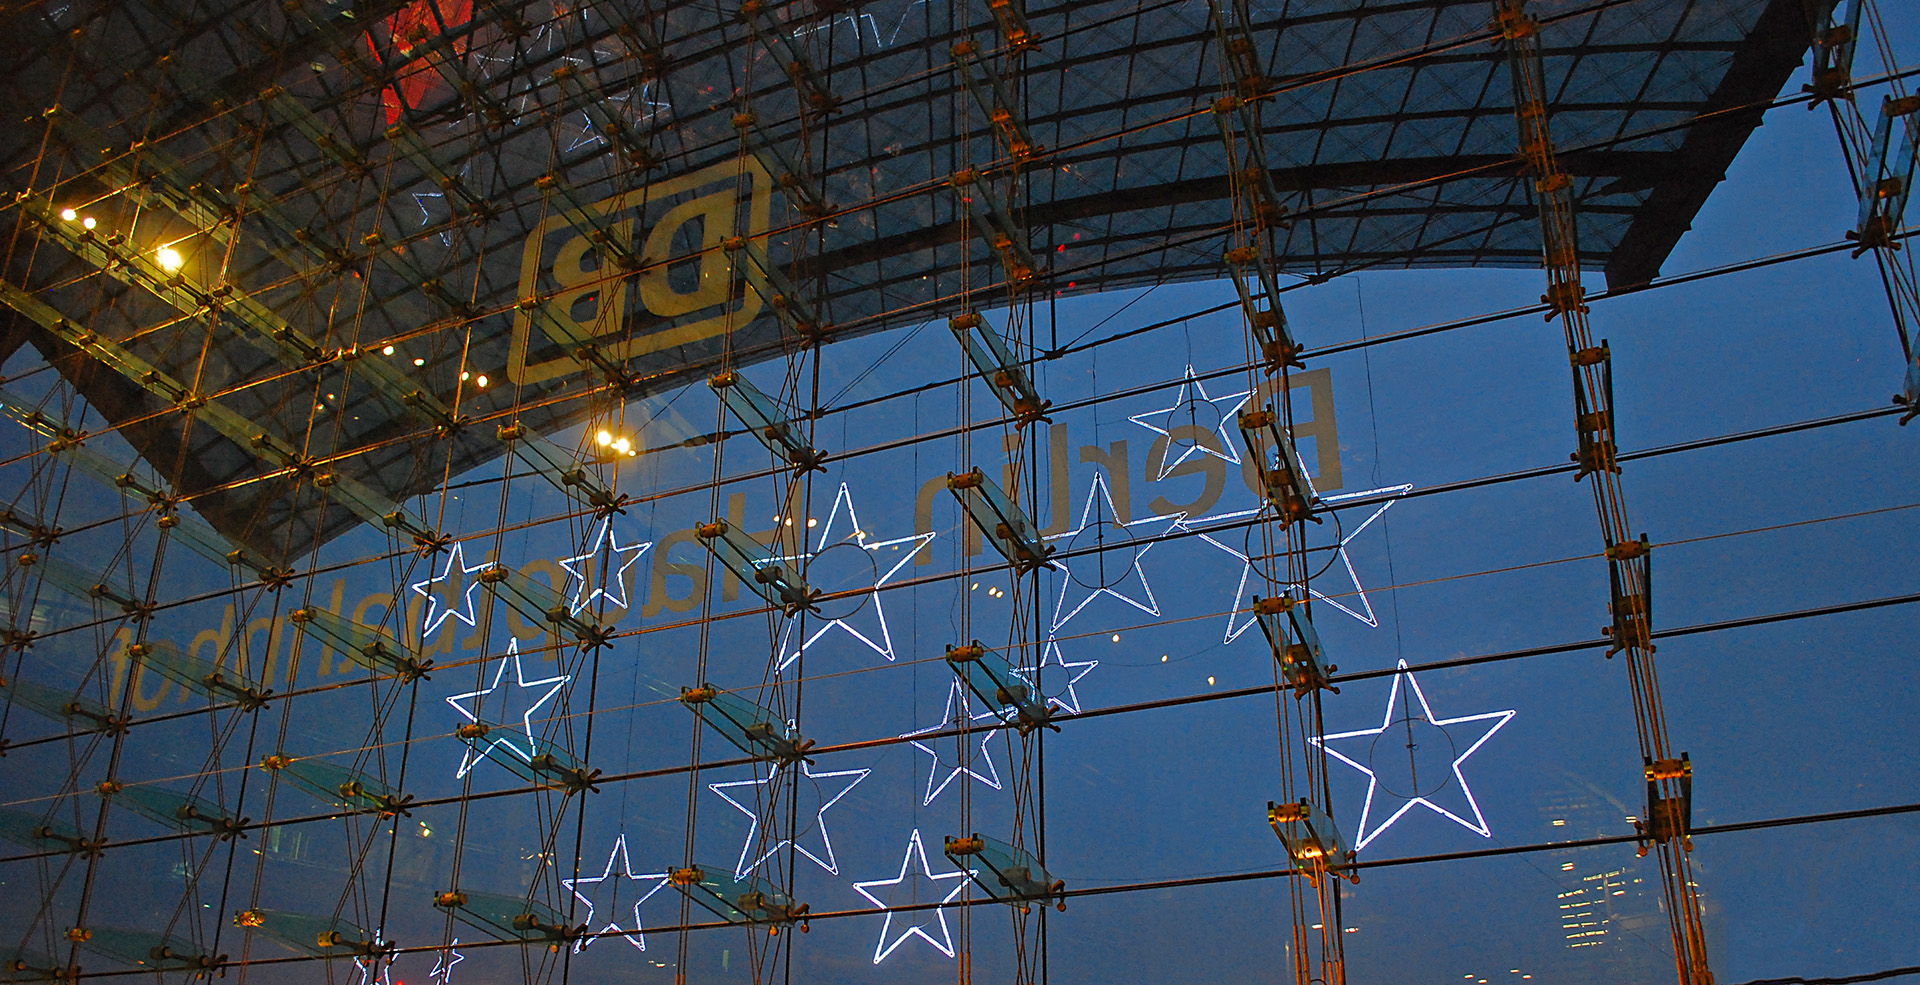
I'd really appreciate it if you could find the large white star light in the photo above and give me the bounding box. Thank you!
[851,829,973,963]
[1046,472,1183,634]
[411,541,490,635]
[1201,483,1414,642]
[1016,639,1099,715]
[1126,364,1251,480]
[902,679,1004,806]
[709,762,871,878]
[558,517,652,616]
[776,483,934,671]
[1310,660,1515,852]
[444,638,572,778]
[561,834,670,952]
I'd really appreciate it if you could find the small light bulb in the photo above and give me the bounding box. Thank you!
[612,437,630,453]
[381,345,395,356]
[412,357,425,366]
[596,430,612,446]
[1207,676,1215,685]
[156,247,183,271]
[82,216,96,230]
[1110,634,1120,642]
[461,371,470,380]
[475,375,488,387]
[806,517,817,528]
[59,208,77,222]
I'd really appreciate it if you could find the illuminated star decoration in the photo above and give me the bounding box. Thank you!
[1126,364,1250,480]
[561,834,670,952]
[901,679,1003,805]
[1046,472,1183,634]
[1310,659,1515,852]
[354,949,392,985]
[427,941,463,985]
[444,638,571,778]
[410,540,490,634]
[851,829,973,962]
[565,111,603,152]
[709,762,871,878]
[558,517,652,615]
[1200,483,1414,641]
[1015,639,1099,715]
[776,483,935,671]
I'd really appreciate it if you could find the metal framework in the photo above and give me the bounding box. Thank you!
[0,3,1906,985]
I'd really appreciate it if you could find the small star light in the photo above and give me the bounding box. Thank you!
[775,483,935,670]
[1046,472,1183,634]
[1311,660,1515,852]
[901,679,1004,805]
[427,941,463,985]
[355,954,392,985]
[1015,639,1098,715]
[1125,364,1251,479]
[852,829,973,962]
[561,834,670,952]
[410,541,490,634]
[557,516,652,615]
[444,638,571,778]
[709,762,871,878]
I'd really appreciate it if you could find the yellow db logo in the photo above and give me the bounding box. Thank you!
[509,157,771,385]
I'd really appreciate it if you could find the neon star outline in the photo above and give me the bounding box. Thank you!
[709,762,871,878]
[355,949,392,985]
[427,941,463,985]
[1126,364,1251,480]
[775,482,935,670]
[851,829,973,962]
[1310,659,1515,852]
[1197,483,1413,640]
[1015,639,1099,715]
[561,834,670,952]
[558,516,652,615]
[444,638,571,778]
[1045,472,1184,634]
[901,679,1003,806]
[410,541,490,634]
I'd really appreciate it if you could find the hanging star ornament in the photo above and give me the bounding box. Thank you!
[355,953,392,985]
[902,679,1004,806]
[1016,639,1098,715]
[1046,472,1183,634]
[709,762,871,878]
[427,941,463,985]
[776,483,934,670]
[1200,483,1414,641]
[851,829,973,963]
[558,517,651,615]
[1310,659,1515,852]
[1126,364,1251,479]
[444,638,571,778]
[411,540,490,634]
[561,834,670,952]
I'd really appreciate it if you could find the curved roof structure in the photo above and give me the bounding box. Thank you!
[0,0,1808,558]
